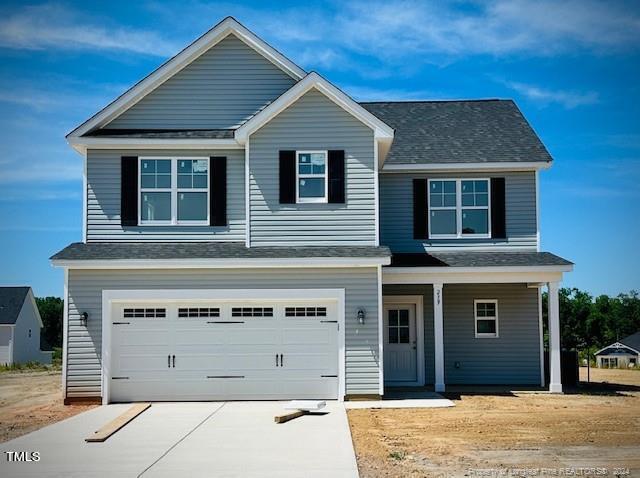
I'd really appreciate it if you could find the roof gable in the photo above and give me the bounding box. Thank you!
[105,33,296,130]
[68,17,306,138]
[0,287,30,325]
[235,72,394,144]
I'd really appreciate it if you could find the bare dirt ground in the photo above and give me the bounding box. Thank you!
[580,366,640,386]
[349,369,640,477]
[0,370,97,443]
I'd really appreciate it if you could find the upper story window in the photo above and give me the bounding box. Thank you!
[429,179,490,238]
[296,151,327,203]
[139,158,209,225]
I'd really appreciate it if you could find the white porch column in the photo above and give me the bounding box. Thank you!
[547,281,563,393]
[433,283,445,392]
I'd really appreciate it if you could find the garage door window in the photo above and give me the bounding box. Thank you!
[178,307,220,318]
[123,308,166,318]
[285,307,327,317]
[231,307,274,317]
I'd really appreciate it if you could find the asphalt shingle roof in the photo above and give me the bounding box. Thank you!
[50,242,391,261]
[620,331,640,352]
[360,100,553,165]
[0,287,30,325]
[390,252,572,268]
[84,129,235,139]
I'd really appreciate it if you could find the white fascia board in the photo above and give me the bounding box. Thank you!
[67,17,306,139]
[235,72,395,144]
[383,265,572,285]
[67,137,242,155]
[381,161,552,173]
[51,256,391,269]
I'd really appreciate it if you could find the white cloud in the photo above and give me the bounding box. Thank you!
[343,85,446,102]
[0,3,179,56]
[206,0,640,72]
[500,80,599,108]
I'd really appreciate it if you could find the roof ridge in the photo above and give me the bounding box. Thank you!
[359,98,511,104]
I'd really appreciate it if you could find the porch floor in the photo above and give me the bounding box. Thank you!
[344,388,455,409]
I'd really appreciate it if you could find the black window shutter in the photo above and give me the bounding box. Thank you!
[279,150,296,204]
[491,177,506,239]
[328,150,345,203]
[210,157,227,226]
[413,178,429,239]
[121,156,138,226]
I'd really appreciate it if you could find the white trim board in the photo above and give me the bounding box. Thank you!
[382,162,551,173]
[383,265,572,285]
[68,138,242,155]
[67,17,305,140]
[100,288,345,404]
[382,295,425,387]
[52,257,391,269]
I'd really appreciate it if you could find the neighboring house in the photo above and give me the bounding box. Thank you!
[0,287,51,366]
[51,17,573,404]
[595,332,640,368]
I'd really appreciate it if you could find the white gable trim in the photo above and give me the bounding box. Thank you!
[594,342,640,356]
[235,72,395,144]
[67,17,306,139]
[382,162,552,172]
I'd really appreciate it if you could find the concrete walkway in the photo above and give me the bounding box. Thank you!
[0,402,359,478]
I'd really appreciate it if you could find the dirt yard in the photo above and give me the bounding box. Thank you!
[580,366,640,386]
[0,370,97,443]
[349,369,640,477]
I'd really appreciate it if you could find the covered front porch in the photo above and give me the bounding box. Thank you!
[380,252,573,394]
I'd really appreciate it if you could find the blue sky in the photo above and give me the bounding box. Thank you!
[0,0,638,297]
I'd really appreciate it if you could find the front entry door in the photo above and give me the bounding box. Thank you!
[383,304,417,383]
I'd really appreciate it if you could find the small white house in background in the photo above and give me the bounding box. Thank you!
[0,287,52,366]
[595,331,640,368]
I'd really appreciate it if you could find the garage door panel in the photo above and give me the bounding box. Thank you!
[110,299,339,401]
[115,326,170,346]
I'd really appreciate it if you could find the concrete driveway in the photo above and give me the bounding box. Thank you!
[0,401,359,478]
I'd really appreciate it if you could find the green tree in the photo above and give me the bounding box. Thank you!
[35,296,63,349]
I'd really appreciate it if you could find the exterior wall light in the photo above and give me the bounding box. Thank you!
[80,312,89,327]
[357,308,366,325]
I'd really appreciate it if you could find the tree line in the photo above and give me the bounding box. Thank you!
[35,289,640,352]
[543,289,640,352]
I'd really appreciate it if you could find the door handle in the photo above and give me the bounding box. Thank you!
[275,353,279,367]
[168,354,171,368]
[280,354,284,367]
[172,355,175,368]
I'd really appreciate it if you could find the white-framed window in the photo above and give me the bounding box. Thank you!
[428,179,491,238]
[296,151,327,203]
[474,299,498,338]
[139,157,209,225]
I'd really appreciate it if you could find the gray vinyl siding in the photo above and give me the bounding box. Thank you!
[249,89,377,246]
[380,171,538,251]
[383,283,541,385]
[65,267,380,398]
[443,283,541,384]
[107,34,296,129]
[86,149,245,241]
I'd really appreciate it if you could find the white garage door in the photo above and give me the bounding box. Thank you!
[109,300,339,402]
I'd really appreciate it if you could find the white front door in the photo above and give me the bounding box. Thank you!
[383,304,417,383]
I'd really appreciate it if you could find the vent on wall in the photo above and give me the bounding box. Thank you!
[285,307,327,317]
[123,308,166,318]
[231,307,273,317]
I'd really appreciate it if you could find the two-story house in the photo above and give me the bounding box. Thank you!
[51,17,572,404]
